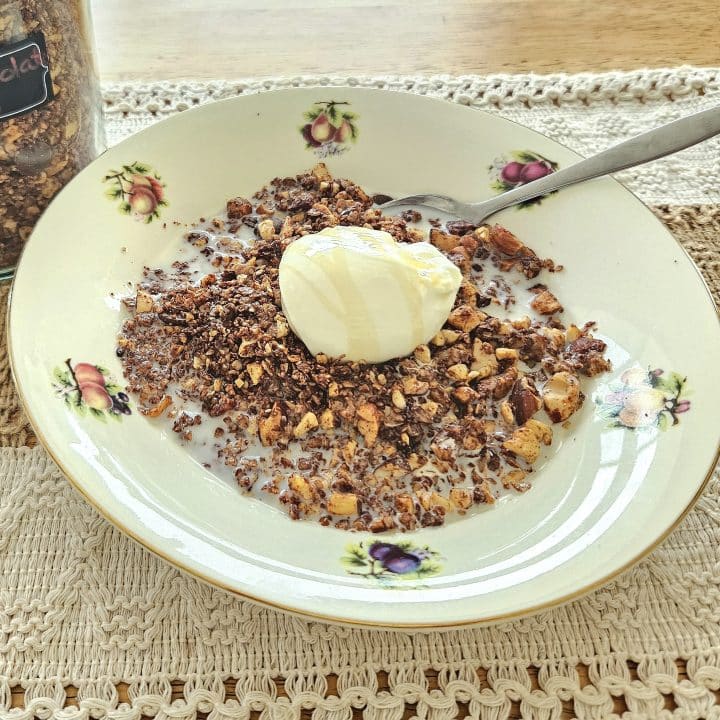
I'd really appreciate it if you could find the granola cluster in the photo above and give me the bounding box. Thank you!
[118,164,610,532]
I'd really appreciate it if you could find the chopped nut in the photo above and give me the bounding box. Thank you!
[447,363,469,382]
[450,488,473,510]
[543,371,581,422]
[328,382,340,398]
[430,492,453,511]
[527,418,553,445]
[495,348,519,361]
[442,329,461,344]
[420,400,439,417]
[429,228,459,251]
[395,494,414,514]
[320,408,335,430]
[503,469,528,489]
[391,389,407,410]
[342,439,357,463]
[453,386,476,404]
[489,225,524,255]
[472,339,499,378]
[431,332,446,347]
[402,376,429,395]
[448,304,484,332]
[531,289,564,315]
[288,474,313,501]
[328,493,359,516]
[502,426,542,463]
[566,325,582,343]
[540,326,566,349]
[258,404,283,446]
[257,218,276,240]
[414,345,431,363]
[293,411,319,438]
[135,290,153,314]
[431,437,456,461]
[509,377,542,425]
[312,162,332,182]
[512,316,532,330]
[226,197,253,219]
[500,401,515,425]
[275,316,289,338]
[357,403,381,447]
[246,362,264,385]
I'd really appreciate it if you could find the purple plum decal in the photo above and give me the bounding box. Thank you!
[342,540,442,585]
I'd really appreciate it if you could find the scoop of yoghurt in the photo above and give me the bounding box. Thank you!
[278,225,462,363]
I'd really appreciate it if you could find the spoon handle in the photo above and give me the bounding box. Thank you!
[473,105,720,218]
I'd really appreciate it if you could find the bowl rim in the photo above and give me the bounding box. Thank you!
[8,85,720,628]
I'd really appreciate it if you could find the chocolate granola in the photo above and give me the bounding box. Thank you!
[118,164,610,532]
[0,1,104,270]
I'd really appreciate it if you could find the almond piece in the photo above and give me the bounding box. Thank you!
[429,228,459,251]
[258,403,283,446]
[328,492,359,516]
[448,304,484,333]
[288,474,313,501]
[135,290,153,314]
[293,411,319,439]
[447,363,469,382]
[450,487,473,510]
[246,362,264,385]
[531,289,563,315]
[542,371,582,422]
[489,225,524,255]
[320,408,335,430]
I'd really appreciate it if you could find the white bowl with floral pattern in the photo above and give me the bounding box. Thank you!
[8,87,720,628]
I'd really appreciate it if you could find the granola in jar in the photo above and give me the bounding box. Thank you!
[0,0,104,277]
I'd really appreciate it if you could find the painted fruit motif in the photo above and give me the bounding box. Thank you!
[595,366,690,431]
[52,359,132,421]
[342,540,441,585]
[300,101,358,157]
[490,151,559,208]
[103,162,167,222]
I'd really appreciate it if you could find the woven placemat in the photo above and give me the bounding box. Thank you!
[1,69,719,720]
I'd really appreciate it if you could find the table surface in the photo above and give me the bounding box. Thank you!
[90,0,719,81]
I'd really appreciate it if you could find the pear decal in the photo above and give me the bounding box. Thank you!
[300,101,358,157]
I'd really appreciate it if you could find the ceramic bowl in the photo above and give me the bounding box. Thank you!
[9,87,720,627]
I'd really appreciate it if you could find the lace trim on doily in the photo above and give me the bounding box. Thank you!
[4,655,720,720]
[101,66,719,116]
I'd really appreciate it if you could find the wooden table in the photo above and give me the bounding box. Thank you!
[90,0,719,81]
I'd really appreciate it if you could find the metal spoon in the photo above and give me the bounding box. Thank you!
[380,105,720,223]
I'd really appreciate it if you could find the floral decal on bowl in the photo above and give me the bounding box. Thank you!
[300,101,358,158]
[341,540,442,585]
[595,367,690,430]
[489,151,559,207]
[103,162,167,222]
[52,359,132,421]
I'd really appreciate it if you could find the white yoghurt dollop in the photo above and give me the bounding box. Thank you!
[278,225,462,363]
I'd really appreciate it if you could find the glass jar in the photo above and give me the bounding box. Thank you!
[0,0,105,279]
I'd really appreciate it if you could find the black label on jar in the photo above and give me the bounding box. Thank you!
[0,32,54,121]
